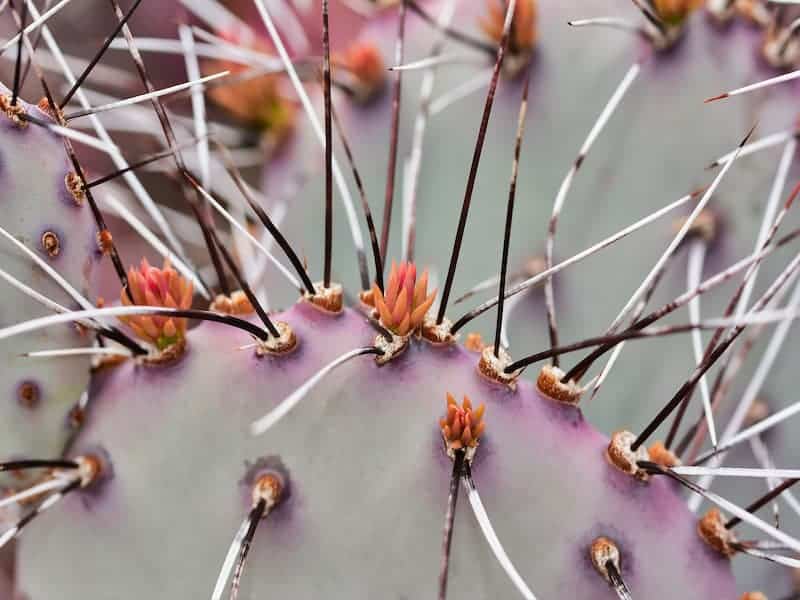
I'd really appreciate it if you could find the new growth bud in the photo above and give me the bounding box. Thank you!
[652,0,702,26]
[480,0,537,54]
[440,393,486,462]
[204,31,296,149]
[480,0,537,76]
[120,259,193,354]
[740,592,768,600]
[335,42,386,103]
[369,261,436,337]
[647,441,681,468]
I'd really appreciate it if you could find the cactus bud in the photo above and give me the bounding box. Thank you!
[119,259,193,354]
[336,41,386,103]
[480,0,537,53]
[653,0,702,25]
[648,441,682,468]
[368,261,436,336]
[204,33,296,150]
[440,392,486,462]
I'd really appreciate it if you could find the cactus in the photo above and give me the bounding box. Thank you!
[15,299,737,599]
[0,81,98,470]
[2,0,800,599]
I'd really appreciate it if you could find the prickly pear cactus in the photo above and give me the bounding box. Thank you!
[0,82,96,468]
[2,0,800,599]
[17,298,736,599]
